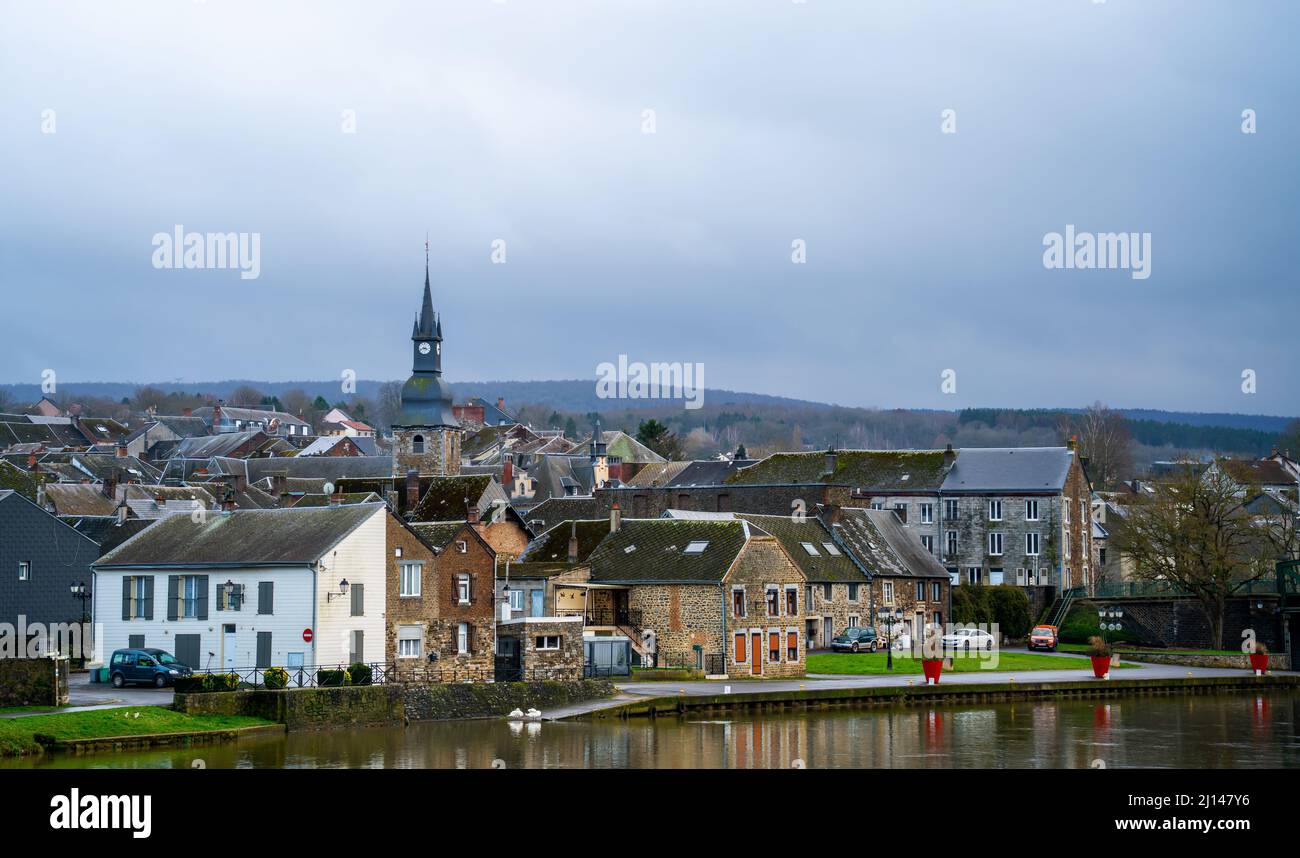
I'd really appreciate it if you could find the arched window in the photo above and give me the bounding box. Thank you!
[412,434,424,454]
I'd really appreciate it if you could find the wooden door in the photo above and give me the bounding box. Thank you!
[750,632,762,675]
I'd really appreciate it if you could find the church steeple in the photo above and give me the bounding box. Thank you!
[395,252,458,430]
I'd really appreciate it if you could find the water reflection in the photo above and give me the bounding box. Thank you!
[6,692,1298,770]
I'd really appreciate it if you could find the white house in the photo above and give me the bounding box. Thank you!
[92,502,390,674]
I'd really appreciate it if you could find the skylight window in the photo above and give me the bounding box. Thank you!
[623,545,637,554]
[822,543,841,556]
[684,541,709,554]
[800,542,821,556]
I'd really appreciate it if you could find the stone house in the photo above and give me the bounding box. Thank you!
[495,616,585,681]
[937,445,1093,593]
[585,513,807,677]
[406,520,497,677]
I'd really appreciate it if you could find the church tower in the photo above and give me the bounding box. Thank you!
[392,257,461,477]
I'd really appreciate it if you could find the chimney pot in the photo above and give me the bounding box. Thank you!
[610,501,622,533]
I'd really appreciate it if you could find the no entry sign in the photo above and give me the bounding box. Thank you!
[302,628,313,643]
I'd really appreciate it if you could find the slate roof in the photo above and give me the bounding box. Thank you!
[623,461,693,487]
[735,513,866,583]
[517,496,598,533]
[409,474,500,521]
[515,519,612,571]
[175,431,272,460]
[153,415,211,438]
[1217,458,1297,488]
[96,502,385,568]
[939,447,1073,493]
[408,521,471,552]
[290,491,382,508]
[572,431,666,464]
[244,455,395,482]
[830,508,949,579]
[67,454,161,484]
[42,483,118,516]
[728,450,950,491]
[0,459,41,502]
[587,519,750,584]
[664,458,759,487]
[297,435,378,457]
[62,516,156,554]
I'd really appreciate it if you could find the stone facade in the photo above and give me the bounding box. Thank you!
[384,512,439,664]
[629,583,724,669]
[802,581,871,649]
[724,537,806,678]
[873,575,951,642]
[392,427,461,478]
[498,616,585,680]
[0,657,70,707]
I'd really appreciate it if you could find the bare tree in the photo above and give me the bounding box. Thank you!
[375,381,403,431]
[1066,402,1133,491]
[1110,463,1294,649]
[228,385,265,407]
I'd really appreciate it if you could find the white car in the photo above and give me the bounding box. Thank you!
[941,628,997,652]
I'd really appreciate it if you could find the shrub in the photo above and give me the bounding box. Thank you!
[316,669,350,687]
[207,673,240,692]
[173,675,205,693]
[262,667,289,689]
[348,662,373,686]
[1086,635,1111,659]
[1058,602,1141,645]
[951,584,1032,639]
[1251,641,1269,656]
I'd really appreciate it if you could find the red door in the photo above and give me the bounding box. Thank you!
[750,632,762,675]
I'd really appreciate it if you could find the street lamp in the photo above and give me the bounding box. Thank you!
[879,607,905,670]
[1097,606,1124,646]
[69,581,90,623]
[326,579,350,603]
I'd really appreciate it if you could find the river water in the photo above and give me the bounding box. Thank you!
[7,691,1299,769]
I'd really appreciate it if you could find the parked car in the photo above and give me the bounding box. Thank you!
[1027,625,1059,651]
[831,627,880,653]
[107,648,193,688]
[941,628,997,652]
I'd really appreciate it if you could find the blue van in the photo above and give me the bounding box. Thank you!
[108,648,193,688]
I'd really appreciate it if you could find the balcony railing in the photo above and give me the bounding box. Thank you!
[584,608,642,629]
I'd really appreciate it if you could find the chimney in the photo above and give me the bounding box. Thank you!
[115,442,128,458]
[1068,435,1078,452]
[222,490,237,513]
[116,501,128,526]
[502,456,514,489]
[27,451,38,472]
[101,474,117,500]
[269,470,288,500]
[467,496,480,526]
[212,400,223,432]
[823,447,837,476]
[610,501,622,533]
[567,521,579,563]
[405,469,420,512]
[815,501,842,527]
[943,443,955,469]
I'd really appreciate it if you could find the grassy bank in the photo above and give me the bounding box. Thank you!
[806,651,1135,676]
[0,706,275,756]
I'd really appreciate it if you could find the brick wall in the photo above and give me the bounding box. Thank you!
[385,514,439,663]
[630,583,723,668]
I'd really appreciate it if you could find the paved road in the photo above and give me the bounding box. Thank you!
[1,673,175,719]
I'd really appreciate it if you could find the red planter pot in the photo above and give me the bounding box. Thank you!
[921,660,943,685]
[1248,653,1269,674]
[1090,656,1111,679]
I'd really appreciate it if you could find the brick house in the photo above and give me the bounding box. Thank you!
[405,520,497,677]
[585,513,806,677]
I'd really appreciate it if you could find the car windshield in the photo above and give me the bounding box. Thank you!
[1032,628,1054,636]
[151,652,179,665]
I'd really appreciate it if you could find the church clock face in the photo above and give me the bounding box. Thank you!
[418,342,431,355]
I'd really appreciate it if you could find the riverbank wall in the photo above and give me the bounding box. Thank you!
[174,679,616,730]
[573,674,1300,720]
[1117,651,1290,671]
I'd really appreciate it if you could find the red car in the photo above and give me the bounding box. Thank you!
[1028,625,1059,651]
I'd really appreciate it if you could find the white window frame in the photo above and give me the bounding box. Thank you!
[397,625,423,659]
[457,574,470,605]
[988,500,1003,521]
[1025,499,1039,521]
[988,532,1003,556]
[508,589,524,611]
[399,562,422,597]
[457,622,469,654]
[535,635,561,651]
[17,561,30,581]
[920,535,934,554]
[1026,532,1040,556]
[919,503,934,524]
[882,581,894,606]
[944,499,959,521]
[945,530,958,556]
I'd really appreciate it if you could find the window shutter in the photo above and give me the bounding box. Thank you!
[235,583,245,611]
[465,623,474,654]
[734,633,746,663]
[143,577,154,620]
[351,582,364,617]
[195,575,209,620]
[167,576,179,621]
[259,581,273,615]
[769,632,780,659]
[466,574,473,604]
[256,631,272,668]
[122,578,131,621]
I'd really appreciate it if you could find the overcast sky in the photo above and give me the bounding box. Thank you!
[1,1,1296,415]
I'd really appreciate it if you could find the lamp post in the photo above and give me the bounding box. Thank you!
[326,579,350,603]
[69,581,90,624]
[1097,606,1124,646]
[879,607,904,670]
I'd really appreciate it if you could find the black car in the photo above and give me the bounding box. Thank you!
[830,627,879,653]
[107,648,193,688]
